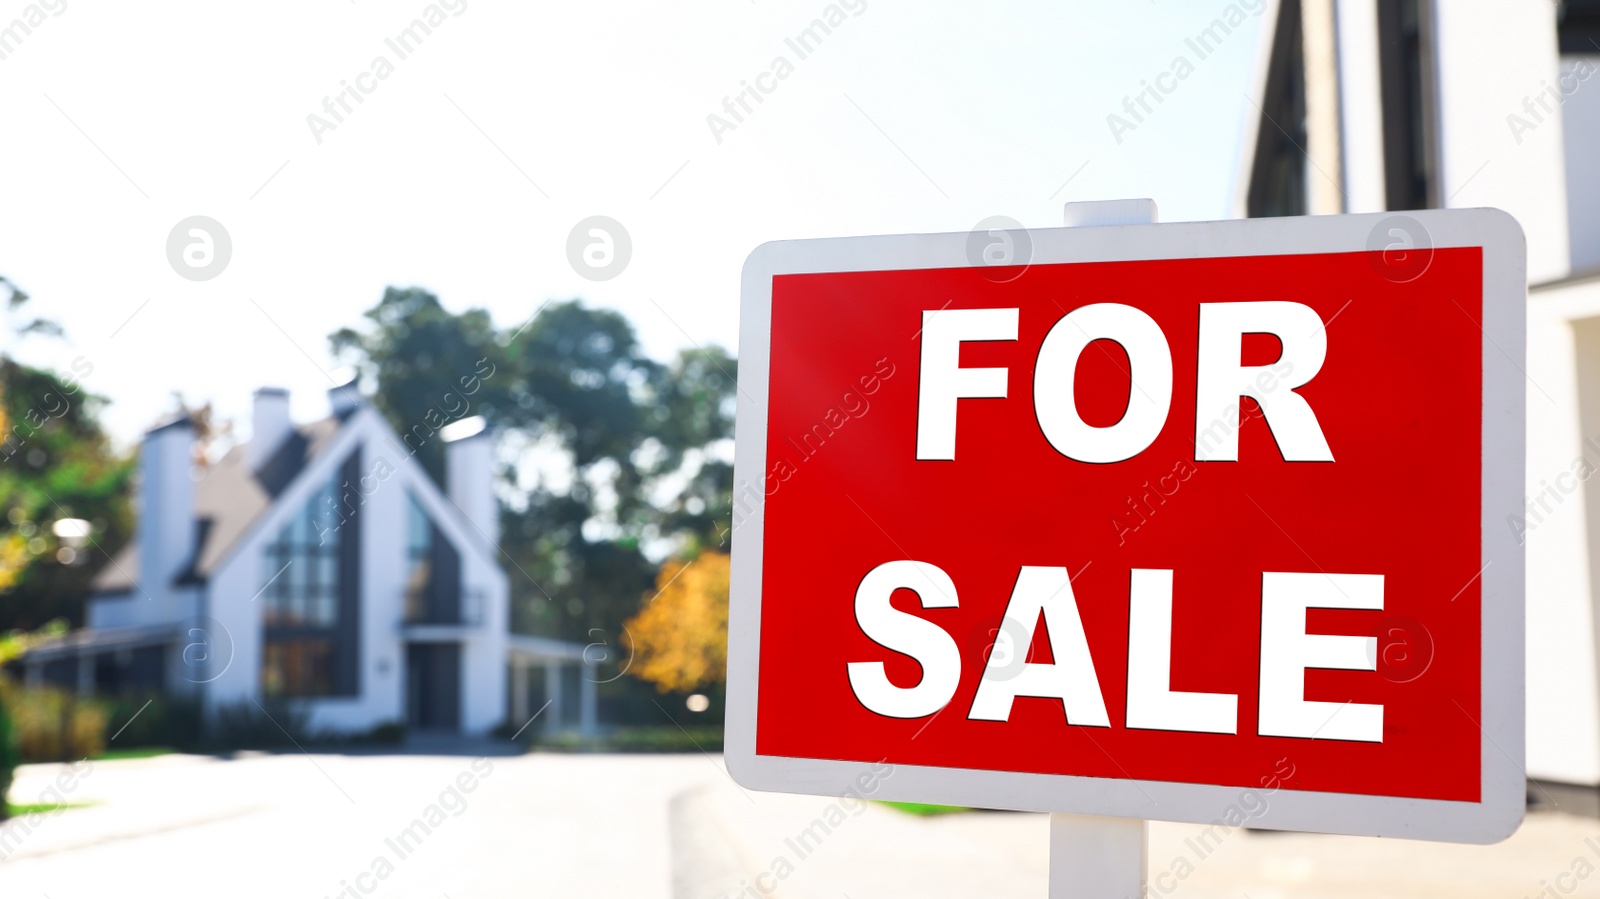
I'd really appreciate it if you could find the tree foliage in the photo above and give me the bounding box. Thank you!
[0,280,133,630]
[330,287,513,483]
[329,289,737,650]
[623,551,730,693]
[0,693,16,820]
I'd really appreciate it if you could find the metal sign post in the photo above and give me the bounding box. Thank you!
[1046,199,1160,898]
[1049,813,1147,898]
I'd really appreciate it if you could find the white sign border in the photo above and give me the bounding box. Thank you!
[725,208,1527,844]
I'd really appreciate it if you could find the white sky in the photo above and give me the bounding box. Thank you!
[0,0,1271,448]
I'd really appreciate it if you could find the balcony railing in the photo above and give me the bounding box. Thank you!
[401,588,484,627]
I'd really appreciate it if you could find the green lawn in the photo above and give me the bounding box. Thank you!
[4,800,94,817]
[94,746,175,762]
[532,726,723,753]
[878,801,969,817]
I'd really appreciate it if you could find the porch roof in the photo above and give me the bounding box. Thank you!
[506,634,592,665]
[17,623,179,661]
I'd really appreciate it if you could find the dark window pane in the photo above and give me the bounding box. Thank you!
[258,462,357,696]
[404,493,434,623]
[262,636,336,697]
[262,473,343,628]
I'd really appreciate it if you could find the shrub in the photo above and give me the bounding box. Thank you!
[533,724,723,753]
[0,690,18,821]
[205,698,310,751]
[343,720,405,746]
[0,684,107,762]
[101,694,203,751]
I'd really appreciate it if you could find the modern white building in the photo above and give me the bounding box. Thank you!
[19,383,595,737]
[1232,0,1600,799]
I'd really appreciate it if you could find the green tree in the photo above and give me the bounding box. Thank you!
[650,347,738,551]
[330,286,513,483]
[329,290,737,650]
[0,694,16,820]
[0,279,133,630]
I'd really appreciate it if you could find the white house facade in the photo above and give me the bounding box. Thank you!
[1231,0,1600,797]
[20,383,595,737]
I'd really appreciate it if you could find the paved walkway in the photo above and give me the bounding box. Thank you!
[1,750,1597,897]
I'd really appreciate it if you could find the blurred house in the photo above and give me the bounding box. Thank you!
[16,384,596,737]
[1238,0,1600,801]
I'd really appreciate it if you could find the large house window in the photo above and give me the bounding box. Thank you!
[262,478,342,629]
[401,491,462,625]
[261,453,362,697]
[261,637,336,698]
[403,493,432,623]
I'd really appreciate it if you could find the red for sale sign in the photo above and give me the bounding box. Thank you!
[725,210,1526,843]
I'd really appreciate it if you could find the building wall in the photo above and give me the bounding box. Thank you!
[458,576,510,733]
[392,427,510,734]
[294,422,411,735]
[204,412,405,733]
[1429,7,1600,786]
[355,429,412,731]
[1524,279,1600,785]
[204,534,265,720]
[1317,0,1597,786]
[1561,56,1600,273]
[202,407,508,736]
[1431,0,1571,283]
[1333,0,1386,214]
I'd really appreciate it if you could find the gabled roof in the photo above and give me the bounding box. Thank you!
[91,413,349,595]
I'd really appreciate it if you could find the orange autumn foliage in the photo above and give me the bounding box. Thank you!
[625,551,730,693]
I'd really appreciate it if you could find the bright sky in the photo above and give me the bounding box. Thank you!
[0,0,1271,448]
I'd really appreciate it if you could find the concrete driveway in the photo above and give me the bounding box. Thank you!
[2,748,1597,897]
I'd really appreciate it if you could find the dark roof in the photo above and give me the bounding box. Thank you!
[146,413,196,435]
[91,414,348,594]
[15,623,179,659]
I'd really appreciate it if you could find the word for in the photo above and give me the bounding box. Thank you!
[847,560,1384,742]
[917,302,1329,463]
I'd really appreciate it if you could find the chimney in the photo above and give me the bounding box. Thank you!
[139,415,196,611]
[328,369,361,417]
[442,416,497,548]
[249,387,292,470]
